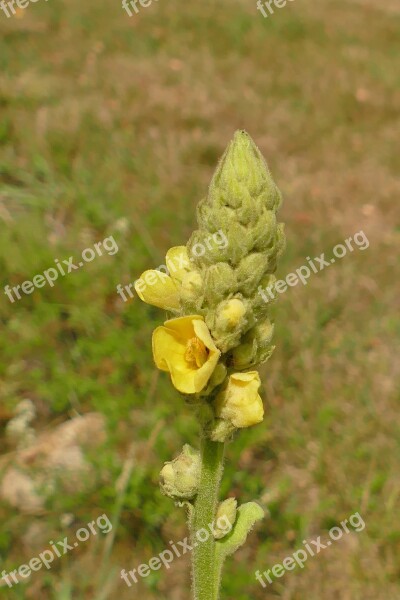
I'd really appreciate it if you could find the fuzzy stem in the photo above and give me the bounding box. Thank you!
[191,436,225,600]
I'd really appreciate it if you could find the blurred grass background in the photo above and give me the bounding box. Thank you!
[0,0,399,598]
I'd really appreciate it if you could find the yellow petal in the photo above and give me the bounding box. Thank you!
[166,246,191,284]
[193,319,219,352]
[152,325,187,372]
[192,353,220,392]
[135,270,180,311]
[163,315,203,339]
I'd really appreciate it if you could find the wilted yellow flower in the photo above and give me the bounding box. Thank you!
[135,270,180,311]
[152,316,221,393]
[166,246,191,285]
[134,246,191,312]
[214,372,264,428]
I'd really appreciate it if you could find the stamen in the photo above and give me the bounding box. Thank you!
[184,337,209,368]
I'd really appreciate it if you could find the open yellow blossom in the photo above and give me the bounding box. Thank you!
[152,316,221,394]
[214,372,264,428]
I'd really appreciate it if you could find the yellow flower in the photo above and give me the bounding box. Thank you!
[166,246,191,285]
[152,316,221,394]
[134,246,191,312]
[214,372,264,428]
[135,270,180,311]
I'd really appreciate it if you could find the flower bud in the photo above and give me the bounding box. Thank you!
[197,200,235,232]
[214,372,264,429]
[188,231,230,267]
[213,498,238,539]
[217,299,246,328]
[231,340,257,370]
[251,209,277,251]
[254,319,274,348]
[199,363,228,397]
[236,253,267,296]
[180,270,204,309]
[159,445,201,500]
[231,320,275,369]
[211,132,267,198]
[203,263,237,305]
[209,298,251,353]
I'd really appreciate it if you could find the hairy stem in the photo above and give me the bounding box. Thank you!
[191,436,225,600]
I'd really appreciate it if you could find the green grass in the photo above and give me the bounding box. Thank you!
[0,0,399,598]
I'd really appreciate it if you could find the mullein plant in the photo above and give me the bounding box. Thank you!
[135,131,285,600]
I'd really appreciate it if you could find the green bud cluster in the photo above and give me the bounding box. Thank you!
[184,131,285,367]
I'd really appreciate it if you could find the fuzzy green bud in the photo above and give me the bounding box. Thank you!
[231,340,257,371]
[217,298,247,328]
[199,363,228,397]
[213,498,238,539]
[203,263,237,305]
[206,298,251,353]
[215,502,265,560]
[236,253,268,296]
[179,270,204,310]
[231,320,275,369]
[159,445,201,500]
